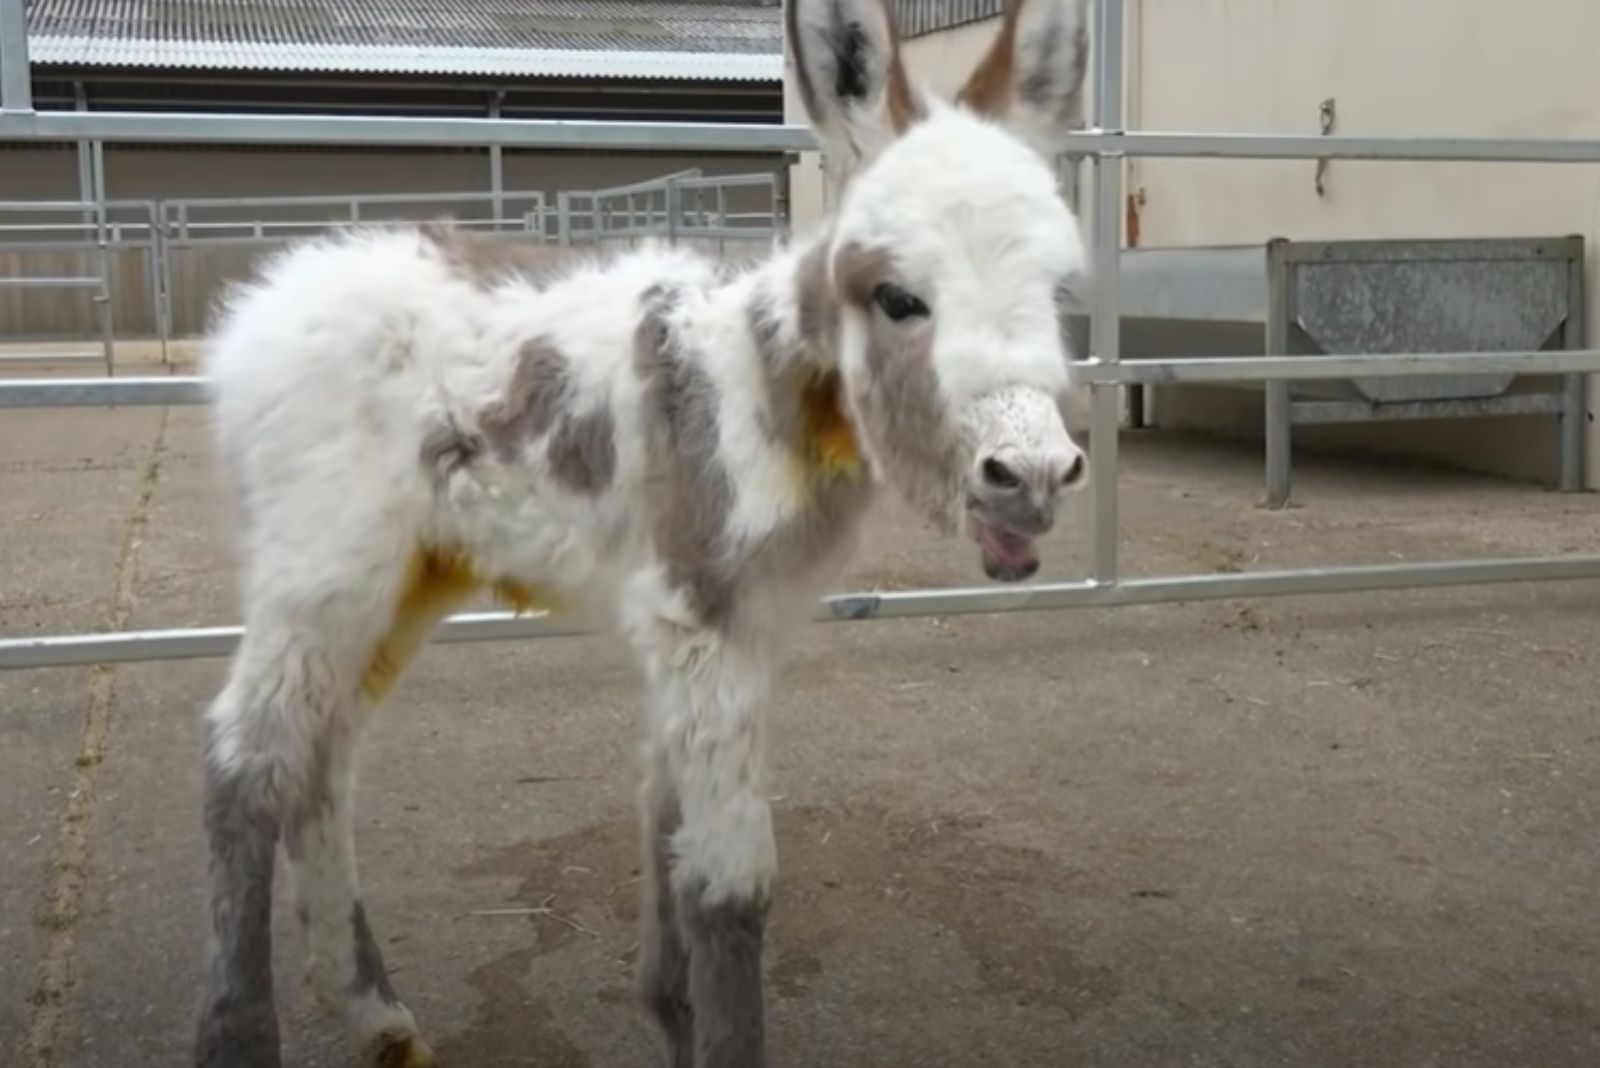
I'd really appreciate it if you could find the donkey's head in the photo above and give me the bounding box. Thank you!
[790,0,1090,581]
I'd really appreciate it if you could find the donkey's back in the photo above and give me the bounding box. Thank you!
[204,227,718,625]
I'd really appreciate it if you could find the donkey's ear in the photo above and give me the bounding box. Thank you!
[787,0,924,174]
[956,0,1090,158]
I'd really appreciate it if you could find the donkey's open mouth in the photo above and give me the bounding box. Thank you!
[969,514,1041,582]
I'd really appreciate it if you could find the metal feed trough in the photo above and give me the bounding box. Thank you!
[6,0,1600,672]
[1078,236,1588,505]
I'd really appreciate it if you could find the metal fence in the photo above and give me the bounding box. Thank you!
[6,0,1600,671]
[0,176,782,350]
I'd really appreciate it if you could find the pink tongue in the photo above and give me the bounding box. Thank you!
[973,519,1036,567]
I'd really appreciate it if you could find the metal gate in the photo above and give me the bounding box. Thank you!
[5,0,1600,671]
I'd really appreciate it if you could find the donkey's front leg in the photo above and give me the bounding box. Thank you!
[638,749,694,1067]
[642,636,777,1068]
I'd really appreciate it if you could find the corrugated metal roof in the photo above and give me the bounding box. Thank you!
[890,0,1001,39]
[26,0,784,81]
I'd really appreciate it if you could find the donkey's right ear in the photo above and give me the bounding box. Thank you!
[787,0,925,175]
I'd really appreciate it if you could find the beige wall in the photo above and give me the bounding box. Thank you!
[1130,0,1600,486]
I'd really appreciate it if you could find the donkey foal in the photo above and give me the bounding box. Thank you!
[194,0,1092,1064]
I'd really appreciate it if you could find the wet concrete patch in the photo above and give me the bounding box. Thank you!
[457,800,1118,1019]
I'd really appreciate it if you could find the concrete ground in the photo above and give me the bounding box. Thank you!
[4,397,1600,1068]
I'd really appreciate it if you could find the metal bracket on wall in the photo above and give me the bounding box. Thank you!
[1315,97,1337,197]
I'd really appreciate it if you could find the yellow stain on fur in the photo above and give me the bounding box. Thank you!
[360,549,556,702]
[366,1028,439,1068]
[796,368,862,481]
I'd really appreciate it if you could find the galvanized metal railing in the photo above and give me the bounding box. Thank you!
[557,170,784,249]
[0,178,783,356]
[5,0,1600,671]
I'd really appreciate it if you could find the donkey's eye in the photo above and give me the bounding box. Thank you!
[872,283,930,323]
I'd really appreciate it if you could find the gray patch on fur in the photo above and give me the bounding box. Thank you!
[831,242,965,529]
[733,248,874,600]
[856,316,963,528]
[480,339,571,462]
[195,736,283,1068]
[678,886,771,1068]
[746,288,801,447]
[350,901,401,1005]
[794,239,840,352]
[634,285,738,626]
[419,420,482,478]
[547,405,617,494]
[637,765,694,1068]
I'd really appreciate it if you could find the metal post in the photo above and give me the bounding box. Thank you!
[557,192,571,246]
[154,201,173,362]
[1264,237,1293,507]
[1559,236,1588,492]
[488,92,505,230]
[87,139,115,375]
[75,83,95,228]
[0,0,32,113]
[665,179,680,245]
[774,161,792,241]
[1087,0,1126,584]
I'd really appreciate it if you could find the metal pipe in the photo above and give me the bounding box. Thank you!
[1263,238,1292,507]
[15,109,1600,164]
[74,82,93,228]
[8,554,1600,671]
[1086,0,1126,584]
[0,0,31,113]
[0,277,104,289]
[91,135,113,375]
[1065,350,1600,384]
[1560,247,1589,491]
[14,346,1600,409]
[0,376,210,408]
[488,92,505,230]
[1096,131,1600,163]
[0,110,814,151]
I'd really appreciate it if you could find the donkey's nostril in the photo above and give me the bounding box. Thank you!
[982,457,1021,490]
[1061,454,1086,487]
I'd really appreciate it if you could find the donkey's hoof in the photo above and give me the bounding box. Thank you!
[365,1028,438,1068]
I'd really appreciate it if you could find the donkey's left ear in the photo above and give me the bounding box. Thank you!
[956,0,1091,159]
[787,0,925,176]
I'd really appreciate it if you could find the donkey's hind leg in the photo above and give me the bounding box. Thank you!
[283,703,436,1068]
[280,557,475,1068]
[195,620,376,1068]
[197,546,459,1068]
[195,641,291,1068]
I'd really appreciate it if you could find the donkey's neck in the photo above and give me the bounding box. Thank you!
[720,230,862,482]
[744,231,841,375]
